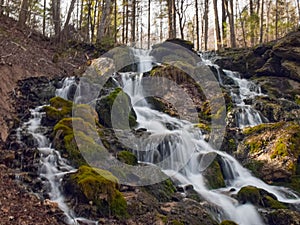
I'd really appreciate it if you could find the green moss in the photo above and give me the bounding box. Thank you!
[244,160,265,178]
[117,151,138,166]
[263,196,287,209]
[204,160,225,189]
[50,96,73,109]
[171,220,184,225]
[43,96,73,123]
[110,190,128,219]
[271,139,288,159]
[96,87,137,129]
[73,104,98,124]
[290,175,300,193]
[219,220,238,225]
[295,95,300,105]
[143,178,176,202]
[243,122,285,136]
[194,123,211,132]
[53,117,103,167]
[71,165,128,218]
[237,186,260,204]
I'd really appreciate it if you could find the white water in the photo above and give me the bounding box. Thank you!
[223,70,266,128]
[20,108,98,224]
[118,49,300,224]
[17,49,300,225]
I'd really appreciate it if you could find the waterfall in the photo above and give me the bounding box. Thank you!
[132,48,154,73]
[19,106,98,224]
[223,70,266,128]
[118,49,300,224]
[17,48,300,225]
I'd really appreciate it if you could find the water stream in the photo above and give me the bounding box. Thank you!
[19,99,97,224]
[118,49,300,224]
[17,48,300,225]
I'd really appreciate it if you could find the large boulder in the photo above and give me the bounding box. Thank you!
[63,165,128,219]
[237,122,300,185]
[95,87,137,129]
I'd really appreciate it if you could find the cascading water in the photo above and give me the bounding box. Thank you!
[223,69,266,128]
[118,49,300,224]
[18,82,98,225]
[17,48,300,225]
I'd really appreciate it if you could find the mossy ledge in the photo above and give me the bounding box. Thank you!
[65,165,128,219]
[42,96,73,125]
[237,186,287,209]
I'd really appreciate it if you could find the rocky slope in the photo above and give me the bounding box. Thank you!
[0,16,97,224]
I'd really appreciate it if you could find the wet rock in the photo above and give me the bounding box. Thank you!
[95,87,137,129]
[263,209,300,225]
[237,122,300,184]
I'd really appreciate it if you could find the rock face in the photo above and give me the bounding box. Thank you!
[215,31,300,82]
[237,122,300,189]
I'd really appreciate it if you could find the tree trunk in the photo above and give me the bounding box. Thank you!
[203,0,209,50]
[172,0,176,38]
[249,0,255,46]
[222,0,227,47]
[259,0,264,43]
[114,0,117,43]
[167,0,174,38]
[213,0,222,49]
[131,0,136,45]
[237,0,247,47]
[195,0,200,50]
[63,0,76,31]
[97,0,113,43]
[0,0,4,16]
[122,0,125,43]
[297,0,300,26]
[275,0,279,40]
[227,0,236,47]
[18,0,29,28]
[148,0,151,49]
[52,0,61,38]
[43,0,46,36]
[125,0,129,43]
[79,0,84,30]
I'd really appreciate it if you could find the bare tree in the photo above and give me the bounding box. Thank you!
[97,0,113,43]
[195,0,200,50]
[176,0,191,40]
[222,0,227,47]
[213,0,222,49]
[259,0,264,43]
[52,0,61,38]
[63,0,76,30]
[203,0,209,50]
[148,0,151,48]
[225,0,236,47]
[166,0,176,38]
[131,0,136,44]
[43,0,46,36]
[18,0,29,28]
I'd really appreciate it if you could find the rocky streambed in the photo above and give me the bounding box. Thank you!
[2,35,300,225]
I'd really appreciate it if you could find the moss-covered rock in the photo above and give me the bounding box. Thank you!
[42,96,73,125]
[237,186,261,204]
[237,185,287,209]
[203,159,225,189]
[53,117,103,167]
[66,165,128,219]
[238,122,300,183]
[143,178,176,202]
[264,209,300,225]
[95,87,137,129]
[117,150,138,166]
[219,220,238,225]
